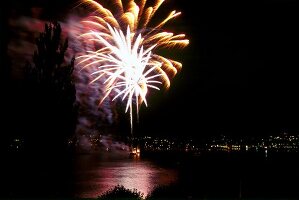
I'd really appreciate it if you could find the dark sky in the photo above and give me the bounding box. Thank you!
[2,0,299,139]
[137,0,299,138]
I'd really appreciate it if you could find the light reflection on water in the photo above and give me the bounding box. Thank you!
[74,153,178,198]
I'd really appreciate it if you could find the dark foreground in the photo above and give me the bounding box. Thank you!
[0,150,298,199]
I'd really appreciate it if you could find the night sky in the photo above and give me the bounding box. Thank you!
[138,0,299,138]
[1,0,299,139]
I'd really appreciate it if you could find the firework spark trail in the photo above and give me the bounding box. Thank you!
[76,0,189,132]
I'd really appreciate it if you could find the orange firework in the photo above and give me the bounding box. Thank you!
[76,0,189,131]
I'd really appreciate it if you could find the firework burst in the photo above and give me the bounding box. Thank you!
[76,0,189,131]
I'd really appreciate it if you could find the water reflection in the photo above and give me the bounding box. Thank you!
[74,153,177,198]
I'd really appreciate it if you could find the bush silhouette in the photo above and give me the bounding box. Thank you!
[98,185,144,200]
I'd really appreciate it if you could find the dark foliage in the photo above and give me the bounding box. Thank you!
[23,22,77,153]
[98,185,144,200]
[0,21,78,198]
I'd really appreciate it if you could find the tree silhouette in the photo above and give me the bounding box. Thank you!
[24,22,77,153]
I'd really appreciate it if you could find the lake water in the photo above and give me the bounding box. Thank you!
[73,151,299,199]
[73,153,178,198]
[1,150,299,199]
